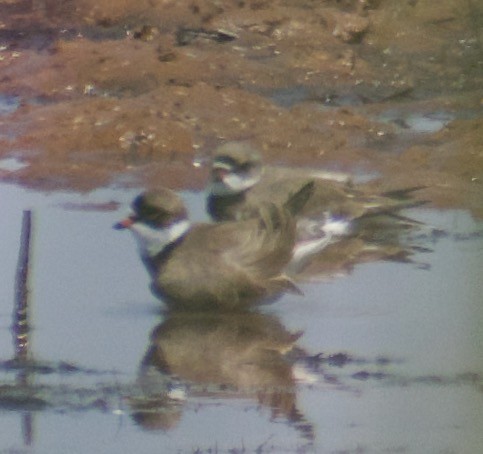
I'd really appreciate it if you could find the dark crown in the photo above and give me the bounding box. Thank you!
[132,190,188,227]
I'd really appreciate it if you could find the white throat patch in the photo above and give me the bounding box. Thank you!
[130,220,191,258]
[209,171,262,196]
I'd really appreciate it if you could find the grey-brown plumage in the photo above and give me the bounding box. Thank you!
[115,187,312,311]
[207,141,425,229]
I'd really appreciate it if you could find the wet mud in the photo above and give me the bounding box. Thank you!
[0,0,482,215]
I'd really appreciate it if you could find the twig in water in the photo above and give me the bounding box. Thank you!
[13,209,33,361]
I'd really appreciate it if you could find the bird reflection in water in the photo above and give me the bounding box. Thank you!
[129,311,314,440]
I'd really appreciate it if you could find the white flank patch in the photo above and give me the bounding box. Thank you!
[322,217,351,236]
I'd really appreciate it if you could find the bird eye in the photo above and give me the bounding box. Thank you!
[239,162,256,172]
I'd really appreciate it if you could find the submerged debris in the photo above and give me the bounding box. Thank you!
[175,28,238,46]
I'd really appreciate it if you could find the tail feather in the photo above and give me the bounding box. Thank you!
[380,186,426,200]
[382,210,427,226]
[284,181,315,216]
[360,198,428,219]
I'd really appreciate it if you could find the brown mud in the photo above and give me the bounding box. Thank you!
[0,0,482,216]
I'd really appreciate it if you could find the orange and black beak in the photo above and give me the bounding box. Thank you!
[211,165,230,183]
[113,215,136,230]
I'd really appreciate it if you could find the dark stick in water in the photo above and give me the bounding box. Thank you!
[12,210,34,446]
[13,210,32,361]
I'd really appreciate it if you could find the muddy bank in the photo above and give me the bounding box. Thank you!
[0,0,482,215]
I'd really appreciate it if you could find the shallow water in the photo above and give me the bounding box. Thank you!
[1,182,482,453]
